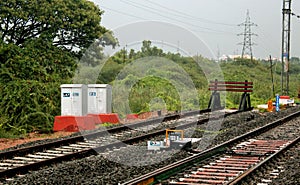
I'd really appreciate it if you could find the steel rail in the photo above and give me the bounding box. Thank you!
[0,109,214,178]
[0,111,185,159]
[228,136,300,185]
[122,110,300,185]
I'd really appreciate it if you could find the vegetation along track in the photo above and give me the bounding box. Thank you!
[123,108,300,185]
[0,108,227,181]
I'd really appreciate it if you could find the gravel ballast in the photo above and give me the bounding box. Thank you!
[2,107,300,184]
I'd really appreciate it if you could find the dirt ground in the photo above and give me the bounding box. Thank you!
[0,131,73,151]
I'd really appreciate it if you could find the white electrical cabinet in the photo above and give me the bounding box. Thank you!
[87,84,112,114]
[60,84,87,116]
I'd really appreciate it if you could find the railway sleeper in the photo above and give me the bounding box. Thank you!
[44,150,72,154]
[0,163,24,167]
[76,142,99,147]
[68,144,92,148]
[13,156,44,162]
[26,154,54,159]
[35,152,65,157]
[2,159,29,164]
[54,148,75,152]
[59,146,83,151]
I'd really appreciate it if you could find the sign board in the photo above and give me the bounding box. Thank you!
[279,97,294,105]
[147,141,162,150]
[169,133,180,141]
[89,92,96,96]
[63,93,70,97]
[275,94,280,112]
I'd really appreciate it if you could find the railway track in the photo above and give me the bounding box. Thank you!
[122,109,300,185]
[0,108,234,180]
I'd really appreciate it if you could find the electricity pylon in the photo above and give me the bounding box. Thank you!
[238,10,257,61]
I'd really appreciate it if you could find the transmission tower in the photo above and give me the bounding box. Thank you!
[238,10,257,61]
[281,0,292,95]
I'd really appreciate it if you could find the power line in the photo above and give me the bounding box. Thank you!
[102,4,236,35]
[101,5,148,20]
[120,0,217,31]
[291,12,300,18]
[191,29,236,35]
[256,26,278,54]
[142,0,236,26]
[119,0,236,34]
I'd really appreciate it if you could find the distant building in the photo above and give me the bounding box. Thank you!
[219,54,256,61]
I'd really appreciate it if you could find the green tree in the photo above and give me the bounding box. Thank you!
[0,0,118,135]
[0,0,116,54]
[134,40,164,58]
[0,39,75,134]
[141,40,152,53]
[80,40,105,67]
[80,30,118,66]
[0,39,76,82]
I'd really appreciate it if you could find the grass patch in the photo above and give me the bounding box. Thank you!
[0,129,25,139]
[100,123,115,127]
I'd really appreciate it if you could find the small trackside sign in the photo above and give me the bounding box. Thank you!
[147,141,162,150]
[63,93,70,97]
[89,92,96,96]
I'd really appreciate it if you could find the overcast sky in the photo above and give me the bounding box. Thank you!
[93,0,300,60]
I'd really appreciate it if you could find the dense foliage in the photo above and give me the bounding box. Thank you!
[0,0,118,53]
[0,0,115,136]
[0,39,76,82]
[75,41,216,117]
[221,58,300,107]
[76,41,300,116]
[0,39,75,134]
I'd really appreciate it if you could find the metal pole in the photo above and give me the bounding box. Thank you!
[270,55,275,97]
[281,0,291,95]
[287,9,291,95]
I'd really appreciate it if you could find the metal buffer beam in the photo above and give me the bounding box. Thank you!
[208,80,253,111]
